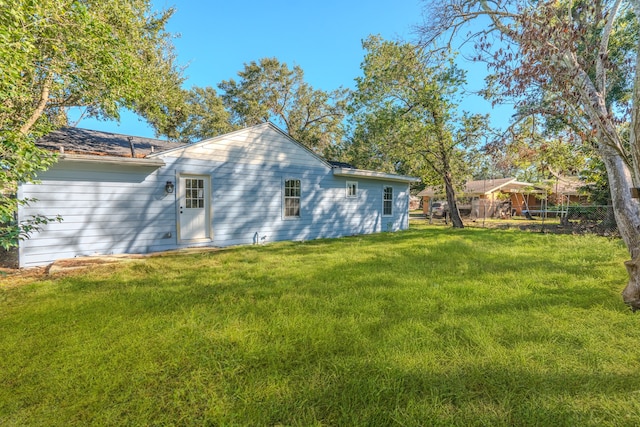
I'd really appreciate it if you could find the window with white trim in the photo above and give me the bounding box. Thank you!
[383,186,393,216]
[346,181,358,198]
[284,179,301,218]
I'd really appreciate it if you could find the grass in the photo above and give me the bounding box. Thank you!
[1,224,639,426]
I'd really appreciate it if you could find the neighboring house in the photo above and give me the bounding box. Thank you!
[418,178,543,218]
[17,123,419,267]
[543,175,589,206]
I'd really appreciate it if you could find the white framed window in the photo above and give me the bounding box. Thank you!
[383,186,393,216]
[346,181,358,198]
[284,179,301,218]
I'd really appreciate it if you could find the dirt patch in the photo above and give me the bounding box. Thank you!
[45,255,144,275]
[0,247,18,269]
[1,247,223,284]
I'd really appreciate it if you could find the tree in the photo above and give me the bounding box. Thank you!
[580,157,612,205]
[486,115,589,182]
[218,58,349,158]
[348,35,488,228]
[171,86,235,143]
[0,0,185,249]
[418,0,640,309]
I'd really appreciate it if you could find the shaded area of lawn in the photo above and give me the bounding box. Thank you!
[1,225,639,426]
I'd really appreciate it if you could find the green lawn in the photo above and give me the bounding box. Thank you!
[1,225,639,426]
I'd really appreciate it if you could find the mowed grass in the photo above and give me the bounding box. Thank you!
[1,224,639,426]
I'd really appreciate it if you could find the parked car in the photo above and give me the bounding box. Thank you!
[431,201,448,218]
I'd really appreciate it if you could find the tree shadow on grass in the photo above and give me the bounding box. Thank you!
[4,227,634,425]
[187,345,640,425]
[50,226,627,320]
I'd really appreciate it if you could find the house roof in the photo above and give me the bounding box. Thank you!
[543,176,585,196]
[36,127,186,158]
[328,160,356,168]
[150,122,419,183]
[332,166,420,183]
[463,177,540,195]
[326,160,422,183]
[37,123,420,183]
[326,160,419,183]
[417,177,542,198]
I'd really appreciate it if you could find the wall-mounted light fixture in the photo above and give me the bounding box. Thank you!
[165,181,175,194]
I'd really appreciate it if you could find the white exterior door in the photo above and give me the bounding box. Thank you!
[178,175,210,241]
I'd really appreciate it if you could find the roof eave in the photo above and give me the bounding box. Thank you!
[484,179,517,194]
[58,153,165,168]
[332,167,420,183]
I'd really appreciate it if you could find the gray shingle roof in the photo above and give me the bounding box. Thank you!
[36,127,186,158]
[327,160,356,168]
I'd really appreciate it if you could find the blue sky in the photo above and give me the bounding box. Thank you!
[70,0,512,139]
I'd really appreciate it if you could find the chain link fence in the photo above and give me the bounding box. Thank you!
[415,204,619,236]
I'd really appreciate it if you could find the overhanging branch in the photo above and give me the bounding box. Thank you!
[19,73,53,135]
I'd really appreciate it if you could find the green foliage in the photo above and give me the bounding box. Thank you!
[579,157,612,205]
[0,0,185,135]
[0,208,62,251]
[419,0,640,305]
[0,0,185,247]
[489,116,590,182]
[347,36,485,183]
[170,86,235,143]
[0,132,61,249]
[0,226,635,425]
[219,58,349,157]
[348,35,490,228]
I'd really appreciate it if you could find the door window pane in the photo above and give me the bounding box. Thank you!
[186,178,205,209]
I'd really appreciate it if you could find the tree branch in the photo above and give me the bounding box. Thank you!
[628,0,640,183]
[596,0,623,95]
[19,73,53,135]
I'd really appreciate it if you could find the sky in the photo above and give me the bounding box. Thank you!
[69,0,513,139]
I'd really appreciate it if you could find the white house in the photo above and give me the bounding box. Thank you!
[17,123,419,267]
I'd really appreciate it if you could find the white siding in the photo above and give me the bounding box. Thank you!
[18,124,412,267]
[160,125,325,169]
[18,161,177,267]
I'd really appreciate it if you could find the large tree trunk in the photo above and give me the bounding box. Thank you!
[599,144,640,310]
[443,172,464,228]
[619,3,640,310]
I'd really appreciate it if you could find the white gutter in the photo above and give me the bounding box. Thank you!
[332,167,420,183]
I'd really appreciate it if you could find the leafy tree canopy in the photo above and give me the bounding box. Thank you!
[0,0,185,249]
[485,115,590,181]
[170,86,235,143]
[218,58,349,158]
[348,35,491,228]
